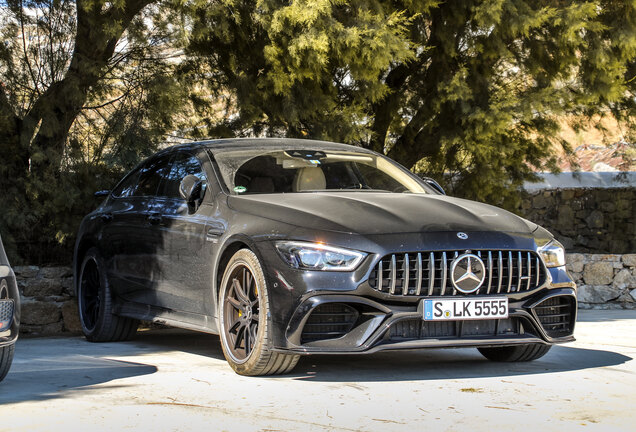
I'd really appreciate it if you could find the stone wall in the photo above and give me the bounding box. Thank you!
[567,254,636,309]
[13,255,636,336]
[14,266,81,336]
[519,187,635,254]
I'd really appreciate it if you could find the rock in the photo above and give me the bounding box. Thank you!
[567,261,584,274]
[532,194,550,209]
[22,278,64,297]
[631,289,636,302]
[61,300,82,333]
[585,210,604,229]
[583,261,614,285]
[557,205,574,230]
[40,267,72,279]
[21,300,62,325]
[20,322,64,336]
[566,253,585,273]
[600,201,616,212]
[623,254,636,268]
[61,277,74,296]
[614,269,636,289]
[560,190,575,200]
[13,266,39,279]
[577,285,622,303]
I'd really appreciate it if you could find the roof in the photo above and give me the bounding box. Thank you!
[167,138,372,155]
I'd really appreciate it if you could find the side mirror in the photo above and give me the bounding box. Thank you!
[179,175,204,203]
[423,177,446,195]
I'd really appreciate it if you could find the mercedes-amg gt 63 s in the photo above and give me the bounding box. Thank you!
[0,234,19,382]
[74,138,577,375]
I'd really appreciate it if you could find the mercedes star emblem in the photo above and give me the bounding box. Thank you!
[450,253,486,293]
[457,232,468,240]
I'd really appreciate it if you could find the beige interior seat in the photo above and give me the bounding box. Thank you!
[293,167,326,191]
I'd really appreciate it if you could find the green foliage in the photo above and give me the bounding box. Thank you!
[187,0,636,209]
[0,0,194,263]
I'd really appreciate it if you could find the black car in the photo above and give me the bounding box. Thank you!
[74,138,576,375]
[0,234,19,382]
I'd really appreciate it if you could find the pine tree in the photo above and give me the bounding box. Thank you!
[188,0,636,208]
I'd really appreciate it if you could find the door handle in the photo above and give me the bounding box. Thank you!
[148,213,162,225]
[101,213,113,223]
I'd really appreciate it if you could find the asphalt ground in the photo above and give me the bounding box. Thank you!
[0,309,634,432]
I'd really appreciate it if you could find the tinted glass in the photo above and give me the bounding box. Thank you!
[216,150,429,195]
[112,169,141,198]
[134,155,173,197]
[159,153,207,199]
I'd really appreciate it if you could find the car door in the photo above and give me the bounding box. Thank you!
[102,154,174,304]
[153,151,220,315]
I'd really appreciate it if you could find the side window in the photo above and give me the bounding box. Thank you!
[112,169,142,198]
[159,153,207,199]
[134,155,174,197]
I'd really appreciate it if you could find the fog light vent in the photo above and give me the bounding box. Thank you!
[535,296,573,338]
[301,303,358,344]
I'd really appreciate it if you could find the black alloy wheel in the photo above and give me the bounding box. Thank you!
[79,258,100,332]
[78,248,138,342]
[219,249,299,376]
[223,264,260,361]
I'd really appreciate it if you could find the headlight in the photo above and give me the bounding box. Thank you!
[538,240,566,268]
[275,241,367,271]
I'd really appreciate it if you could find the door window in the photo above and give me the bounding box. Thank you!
[159,153,207,199]
[134,155,174,197]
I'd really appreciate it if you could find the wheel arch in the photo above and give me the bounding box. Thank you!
[214,235,269,308]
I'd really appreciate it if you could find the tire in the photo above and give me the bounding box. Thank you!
[478,343,551,362]
[0,344,14,382]
[218,249,299,376]
[78,248,138,342]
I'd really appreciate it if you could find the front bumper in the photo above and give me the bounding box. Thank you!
[278,287,576,354]
[0,265,20,347]
[256,238,577,355]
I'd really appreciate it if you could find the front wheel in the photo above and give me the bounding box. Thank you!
[218,249,299,376]
[0,344,14,382]
[78,248,138,342]
[478,343,551,362]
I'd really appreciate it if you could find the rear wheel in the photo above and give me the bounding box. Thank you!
[218,249,299,376]
[78,248,138,342]
[0,344,14,382]
[478,343,551,362]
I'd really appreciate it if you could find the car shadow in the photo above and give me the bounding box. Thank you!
[3,329,631,402]
[106,329,633,383]
[288,345,632,382]
[0,338,158,405]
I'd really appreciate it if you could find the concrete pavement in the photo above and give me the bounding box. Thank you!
[0,309,634,432]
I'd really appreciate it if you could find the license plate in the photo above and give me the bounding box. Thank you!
[423,297,508,321]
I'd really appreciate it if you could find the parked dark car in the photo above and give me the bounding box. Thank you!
[74,138,576,375]
[0,234,19,382]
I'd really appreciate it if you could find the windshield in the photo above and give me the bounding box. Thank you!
[214,149,429,195]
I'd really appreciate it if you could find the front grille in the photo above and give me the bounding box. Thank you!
[535,296,573,338]
[0,299,14,330]
[369,250,546,297]
[387,317,522,341]
[301,303,359,344]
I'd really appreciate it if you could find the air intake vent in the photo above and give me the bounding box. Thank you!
[0,299,14,330]
[535,296,573,338]
[387,317,521,341]
[301,303,358,344]
[369,250,546,297]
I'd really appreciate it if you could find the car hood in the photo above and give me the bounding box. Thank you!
[228,192,536,236]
